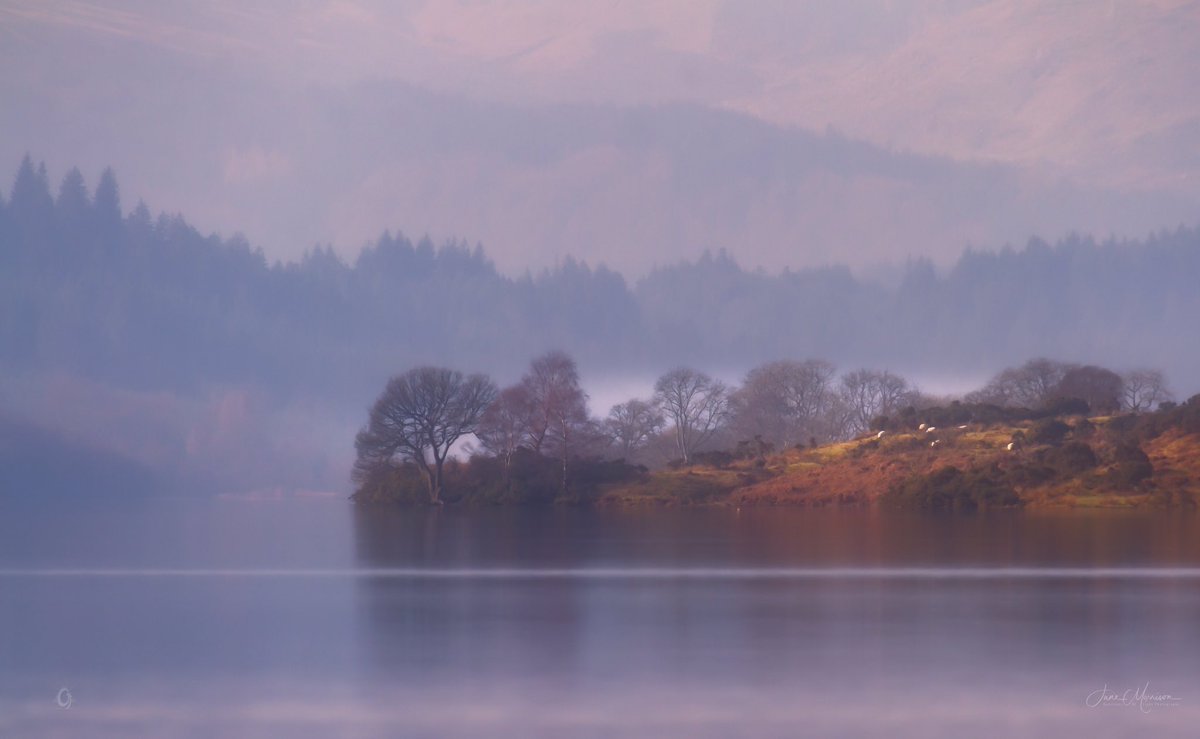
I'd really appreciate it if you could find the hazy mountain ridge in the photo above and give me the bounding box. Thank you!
[3,157,1198,396]
[2,25,1194,276]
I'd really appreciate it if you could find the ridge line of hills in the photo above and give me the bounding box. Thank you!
[3,157,1199,401]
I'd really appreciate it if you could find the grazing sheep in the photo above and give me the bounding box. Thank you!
[1006,442,1015,451]
[918,423,927,431]
[925,426,937,433]
[957,424,968,430]
[876,430,886,439]
[930,439,941,448]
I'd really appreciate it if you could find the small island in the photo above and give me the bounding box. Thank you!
[352,354,1198,510]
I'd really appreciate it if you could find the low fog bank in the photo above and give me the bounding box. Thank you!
[0,372,358,500]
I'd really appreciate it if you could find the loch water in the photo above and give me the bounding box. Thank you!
[2,499,1199,737]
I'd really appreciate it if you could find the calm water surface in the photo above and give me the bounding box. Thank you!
[2,499,1199,737]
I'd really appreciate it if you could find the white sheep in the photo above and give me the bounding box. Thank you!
[1006,442,1015,451]
[918,423,927,431]
[876,430,886,439]
[930,439,941,448]
[957,424,968,430]
[925,426,937,433]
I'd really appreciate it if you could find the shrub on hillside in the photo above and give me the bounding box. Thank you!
[883,465,1020,511]
[1109,443,1153,488]
[1036,396,1091,418]
[693,450,735,469]
[1030,418,1071,446]
[1036,441,1098,476]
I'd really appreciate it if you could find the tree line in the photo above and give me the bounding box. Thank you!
[352,352,1175,504]
[4,158,1200,406]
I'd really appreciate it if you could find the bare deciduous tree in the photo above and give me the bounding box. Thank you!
[521,351,592,491]
[476,384,535,475]
[605,398,665,461]
[966,358,1077,408]
[354,366,496,504]
[838,368,912,436]
[653,367,729,464]
[732,359,837,448]
[1121,369,1173,412]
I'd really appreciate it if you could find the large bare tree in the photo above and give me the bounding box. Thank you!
[521,351,592,491]
[654,367,729,464]
[732,359,837,448]
[967,358,1077,408]
[475,384,535,475]
[1121,369,1173,412]
[355,366,496,504]
[838,368,912,436]
[605,398,665,461]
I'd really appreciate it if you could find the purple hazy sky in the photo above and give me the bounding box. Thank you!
[2,0,1197,274]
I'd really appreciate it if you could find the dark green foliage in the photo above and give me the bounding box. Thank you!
[1035,441,1098,476]
[454,450,563,505]
[734,436,775,462]
[354,448,646,506]
[1105,414,1140,440]
[1110,443,1153,488]
[1006,462,1055,486]
[1037,396,1090,418]
[653,473,732,504]
[1072,418,1096,439]
[1078,396,1200,454]
[1030,419,1071,446]
[467,451,646,505]
[1121,397,1200,441]
[693,450,735,469]
[884,465,1020,511]
[1172,395,1200,434]
[350,461,429,504]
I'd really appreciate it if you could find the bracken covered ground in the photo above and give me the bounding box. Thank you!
[599,417,1200,510]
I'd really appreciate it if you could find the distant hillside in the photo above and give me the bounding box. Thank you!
[2,157,1200,402]
[738,0,1200,193]
[0,413,161,502]
[1,37,1194,275]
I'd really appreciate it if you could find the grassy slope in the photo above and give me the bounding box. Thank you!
[599,419,1200,509]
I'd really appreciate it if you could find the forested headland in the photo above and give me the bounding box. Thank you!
[351,351,1197,509]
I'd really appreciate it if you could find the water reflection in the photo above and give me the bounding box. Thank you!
[351,506,1200,568]
[2,502,1199,736]
[350,507,1200,737]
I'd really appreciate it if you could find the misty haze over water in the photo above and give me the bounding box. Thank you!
[4,3,1200,737]
[3,503,1200,737]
